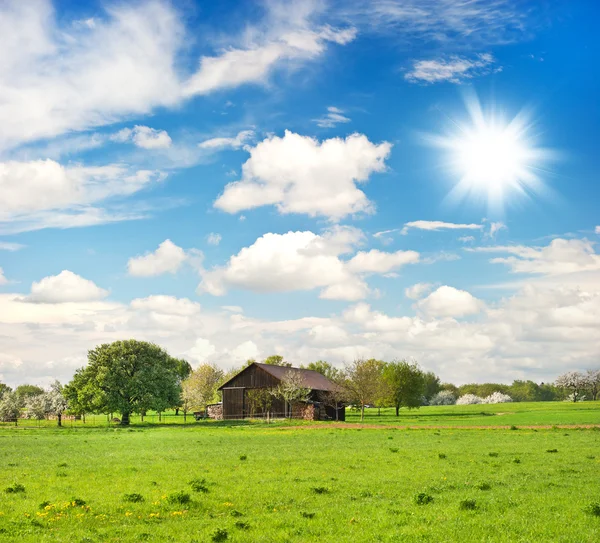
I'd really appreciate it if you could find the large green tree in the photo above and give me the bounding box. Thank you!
[303,360,344,382]
[14,384,44,407]
[262,355,292,367]
[383,360,425,416]
[422,371,442,401]
[65,340,182,425]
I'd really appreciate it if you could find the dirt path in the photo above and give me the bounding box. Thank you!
[278,423,600,431]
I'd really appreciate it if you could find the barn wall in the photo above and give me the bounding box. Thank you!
[222,388,244,419]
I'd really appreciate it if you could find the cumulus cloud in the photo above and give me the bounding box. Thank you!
[198,130,255,150]
[127,239,189,277]
[595,226,600,234]
[405,282,434,300]
[130,295,201,316]
[314,106,351,128]
[27,270,109,303]
[185,338,217,364]
[214,131,392,221]
[112,126,172,149]
[405,53,498,84]
[198,230,368,301]
[0,159,164,233]
[401,220,483,235]
[0,268,8,286]
[206,233,222,246]
[416,285,484,317]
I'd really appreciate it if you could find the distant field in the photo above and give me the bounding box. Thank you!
[0,419,599,541]
[1,400,598,429]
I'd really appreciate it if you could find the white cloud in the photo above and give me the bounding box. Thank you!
[228,340,260,363]
[127,239,189,277]
[112,126,172,149]
[27,270,109,303]
[487,221,507,238]
[349,0,528,46]
[206,233,222,246]
[198,130,255,150]
[314,106,351,128]
[214,131,392,221]
[0,1,354,151]
[0,242,25,251]
[416,286,484,317]
[472,238,600,276]
[130,295,201,316]
[405,53,498,84]
[183,20,355,96]
[198,230,368,301]
[405,282,434,300]
[458,236,475,243]
[401,220,483,235]
[347,249,419,273]
[185,338,217,364]
[0,159,164,233]
[0,268,8,286]
[595,226,600,235]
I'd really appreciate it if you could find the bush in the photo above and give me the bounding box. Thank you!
[123,493,144,503]
[166,491,191,505]
[430,391,456,406]
[4,483,25,494]
[456,394,482,405]
[584,502,600,517]
[211,528,228,542]
[438,453,447,459]
[414,492,434,505]
[311,487,329,495]
[189,478,209,493]
[482,392,513,404]
[239,454,247,461]
[459,499,477,510]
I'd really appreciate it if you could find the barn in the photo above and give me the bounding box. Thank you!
[218,363,345,421]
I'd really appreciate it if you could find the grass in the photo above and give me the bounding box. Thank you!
[0,410,599,541]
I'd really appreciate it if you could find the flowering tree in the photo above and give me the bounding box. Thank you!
[585,369,600,401]
[429,390,456,405]
[181,363,224,421]
[0,392,21,425]
[555,371,587,402]
[274,370,311,418]
[456,394,483,405]
[47,380,68,427]
[25,393,50,420]
[482,392,512,404]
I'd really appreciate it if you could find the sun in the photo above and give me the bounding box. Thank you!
[428,94,556,215]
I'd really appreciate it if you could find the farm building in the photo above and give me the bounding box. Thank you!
[217,362,345,421]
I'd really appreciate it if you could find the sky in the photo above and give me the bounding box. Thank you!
[0,0,599,387]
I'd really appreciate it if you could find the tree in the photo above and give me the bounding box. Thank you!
[0,392,21,425]
[47,380,68,427]
[245,388,275,420]
[181,363,224,421]
[0,383,11,400]
[14,384,44,407]
[422,371,441,401]
[555,371,587,402]
[345,358,386,421]
[303,360,344,382]
[172,358,192,415]
[65,340,183,425]
[585,369,600,401]
[273,370,310,418]
[25,393,50,420]
[262,355,292,367]
[382,360,425,416]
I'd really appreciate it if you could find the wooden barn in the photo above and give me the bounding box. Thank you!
[218,363,345,421]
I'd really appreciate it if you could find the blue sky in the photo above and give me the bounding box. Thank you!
[0,0,599,387]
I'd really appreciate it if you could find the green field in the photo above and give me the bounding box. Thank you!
[1,403,599,542]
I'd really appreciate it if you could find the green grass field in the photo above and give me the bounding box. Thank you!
[1,403,599,542]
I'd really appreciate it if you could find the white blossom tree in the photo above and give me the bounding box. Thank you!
[47,380,69,427]
[430,390,456,405]
[585,369,600,401]
[273,370,311,418]
[0,392,21,425]
[456,394,483,405]
[555,371,587,402]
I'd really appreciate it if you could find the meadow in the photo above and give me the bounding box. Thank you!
[0,403,599,542]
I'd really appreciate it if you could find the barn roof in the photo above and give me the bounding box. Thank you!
[218,362,338,391]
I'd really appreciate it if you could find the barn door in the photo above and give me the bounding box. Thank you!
[223,388,244,419]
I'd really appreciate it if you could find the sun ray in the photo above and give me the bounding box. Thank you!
[426,93,557,216]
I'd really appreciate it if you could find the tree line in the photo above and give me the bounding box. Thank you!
[0,340,598,425]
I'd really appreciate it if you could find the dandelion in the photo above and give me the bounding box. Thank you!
[223,502,234,507]
[125,511,133,517]
[149,512,160,518]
